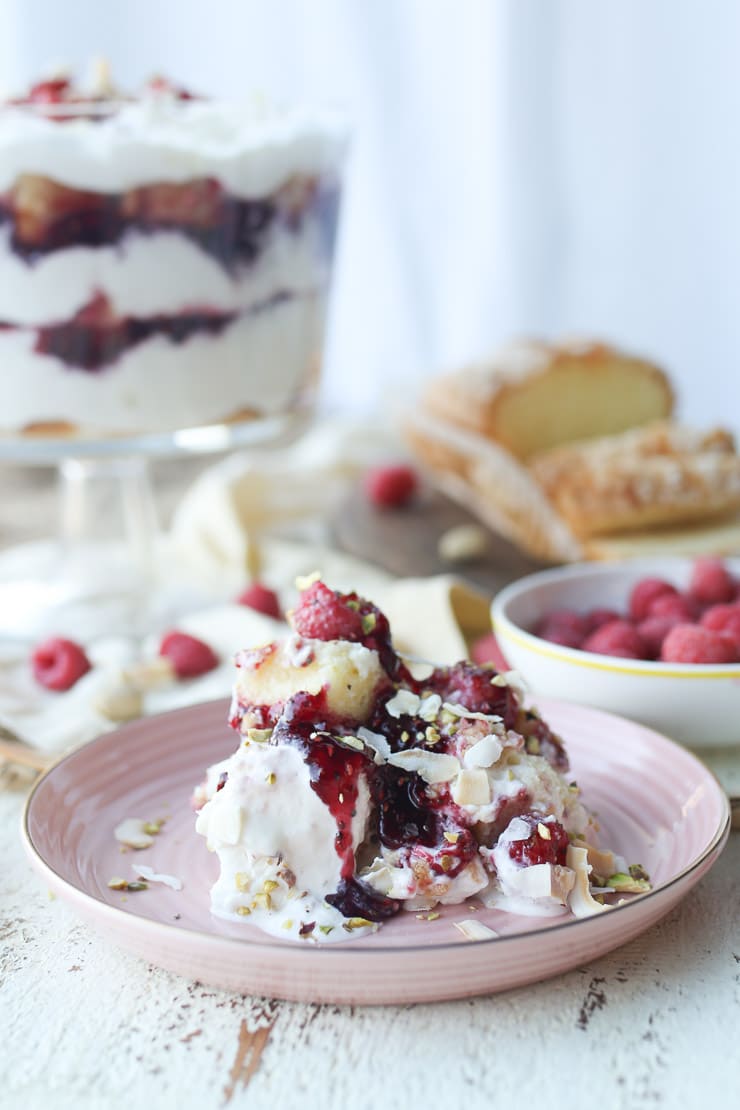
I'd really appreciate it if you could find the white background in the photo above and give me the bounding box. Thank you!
[1,0,738,422]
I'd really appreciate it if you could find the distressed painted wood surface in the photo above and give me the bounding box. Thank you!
[2,784,738,1110]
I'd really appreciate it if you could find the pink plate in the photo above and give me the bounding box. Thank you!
[22,698,730,1005]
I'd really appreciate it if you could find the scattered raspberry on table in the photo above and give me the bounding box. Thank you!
[159,632,219,679]
[31,637,92,691]
[363,464,418,508]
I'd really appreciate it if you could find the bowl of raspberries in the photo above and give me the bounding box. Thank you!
[491,557,740,748]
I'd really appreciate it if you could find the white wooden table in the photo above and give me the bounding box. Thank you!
[1,465,739,1110]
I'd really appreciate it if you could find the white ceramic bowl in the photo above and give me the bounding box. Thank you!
[491,558,740,749]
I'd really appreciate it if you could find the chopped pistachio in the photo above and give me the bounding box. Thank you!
[439,855,454,873]
[235,872,250,892]
[263,880,279,894]
[443,831,459,844]
[246,728,272,744]
[126,880,149,892]
[107,876,129,891]
[608,872,651,894]
[629,863,650,882]
[527,737,541,754]
[265,772,276,785]
[400,730,410,744]
[282,919,294,930]
[337,734,364,752]
[236,905,252,916]
[253,891,272,910]
[361,612,377,634]
[426,911,441,921]
[346,599,360,611]
[318,924,335,936]
[425,726,441,746]
[142,819,165,836]
[342,917,375,931]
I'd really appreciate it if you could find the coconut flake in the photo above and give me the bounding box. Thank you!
[132,865,183,891]
[443,702,503,724]
[463,734,503,768]
[387,749,460,783]
[491,670,527,701]
[453,919,499,941]
[385,689,421,718]
[567,845,611,917]
[114,818,155,850]
[451,768,491,806]
[357,726,391,764]
[417,693,442,722]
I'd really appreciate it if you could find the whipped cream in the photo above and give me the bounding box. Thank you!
[0,97,346,197]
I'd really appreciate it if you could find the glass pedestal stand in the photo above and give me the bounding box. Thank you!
[0,410,311,643]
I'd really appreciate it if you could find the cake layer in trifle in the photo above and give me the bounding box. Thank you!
[0,74,344,436]
[193,580,649,942]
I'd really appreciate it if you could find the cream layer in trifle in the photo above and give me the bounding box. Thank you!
[0,75,344,435]
[193,580,650,942]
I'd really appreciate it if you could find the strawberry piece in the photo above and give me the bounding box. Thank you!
[159,631,219,678]
[237,582,281,619]
[688,557,736,605]
[660,624,737,664]
[363,464,418,508]
[32,637,91,691]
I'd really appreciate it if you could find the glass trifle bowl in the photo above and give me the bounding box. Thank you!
[0,73,346,444]
[0,73,346,640]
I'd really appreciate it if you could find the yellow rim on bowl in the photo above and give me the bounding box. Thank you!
[493,616,740,680]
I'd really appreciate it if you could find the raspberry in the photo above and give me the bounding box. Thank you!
[159,631,219,678]
[470,632,509,670]
[534,609,588,649]
[700,604,740,650]
[628,578,678,622]
[582,619,646,659]
[31,637,91,692]
[636,615,681,658]
[237,582,281,619]
[363,464,418,508]
[660,624,737,664]
[426,661,518,722]
[291,581,364,642]
[504,814,569,868]
[647,593,698,622]
[584,608,621,634]
[688,557,736,605]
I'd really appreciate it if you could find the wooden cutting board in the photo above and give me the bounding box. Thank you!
[331,485,552,596]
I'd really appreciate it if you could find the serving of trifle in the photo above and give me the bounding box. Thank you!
[193,579,650,942]
[0,71,345,436]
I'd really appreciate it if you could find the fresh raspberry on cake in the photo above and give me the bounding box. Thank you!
[291,581,365,642]
[160,631,219,678]
[31,637,91,691]
[660,624,737,664]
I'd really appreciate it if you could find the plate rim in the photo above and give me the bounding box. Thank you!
[21,696,732,958]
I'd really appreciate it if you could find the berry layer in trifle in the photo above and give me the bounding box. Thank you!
[0,73,344,436]
[193,579,650,942]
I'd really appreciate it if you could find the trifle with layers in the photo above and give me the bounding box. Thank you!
[0,74,345,437]
[193,580,650,942]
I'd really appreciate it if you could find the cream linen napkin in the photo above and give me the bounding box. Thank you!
[0,419,494,760]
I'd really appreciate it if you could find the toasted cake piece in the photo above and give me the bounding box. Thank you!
[422,338,673,461]
[531,422,740,537]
